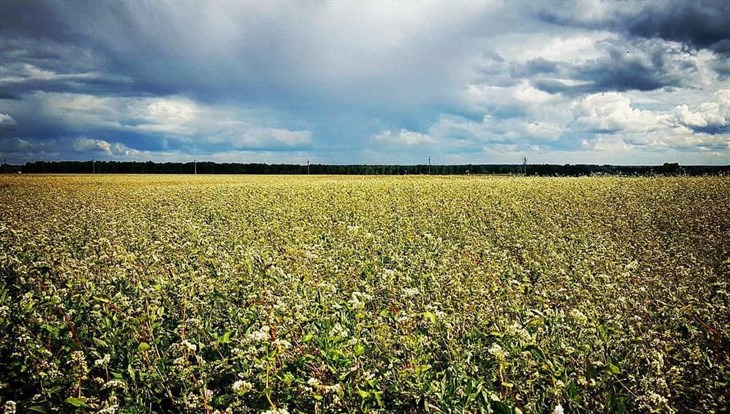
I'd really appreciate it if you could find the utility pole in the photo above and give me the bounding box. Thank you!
[92,158,95,174]
[522,157,527,175]
[428,156,431,175]
[194,159,197,175]
[307,159,310,175]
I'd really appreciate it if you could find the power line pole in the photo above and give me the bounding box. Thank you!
[522,157,527,175]
[92,158,95,174]
[428,156,431,175]
[194,159,197,175]
[307,159,310,175]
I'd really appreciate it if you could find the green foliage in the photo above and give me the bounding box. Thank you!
[0,175,728,413]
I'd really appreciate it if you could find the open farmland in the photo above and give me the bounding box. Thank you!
[1,175,728,413]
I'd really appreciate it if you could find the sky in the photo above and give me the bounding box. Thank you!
[0,0,729,165]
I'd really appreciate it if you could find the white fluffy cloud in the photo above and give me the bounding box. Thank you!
[22,93,311,150]
[70,137,141,157]
[0,113,17,128]
[372,129,437,146]
[573,92,669,132]
[672,89,729,129]
[73,137,112,154]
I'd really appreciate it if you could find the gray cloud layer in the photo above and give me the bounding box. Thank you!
[0,1,728,164]
[539,0,730,53]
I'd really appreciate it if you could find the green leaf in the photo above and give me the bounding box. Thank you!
[608,363,620,374]
[491,400,513,414]
[217,331,231,344]
[93,337,109,348]
[354,342,365,356]
[64,397,87,407]
[61,338,81,351]
[137,342,151,352]
[282,372,295,386]
[567,380,579,401]
[416,364,432,375]
[40,323,59,336]
[372,390,384,406]
[422,311,437,324]
[358,389,370,399]
[525,344,546,361]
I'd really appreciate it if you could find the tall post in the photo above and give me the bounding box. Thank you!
[194,159,197,175]
[428,156,431,175]
[307,159,310,175]
[522,157,527,175]
[92,158,95,174]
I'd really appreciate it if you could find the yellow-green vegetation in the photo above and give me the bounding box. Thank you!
[1,175,728,414]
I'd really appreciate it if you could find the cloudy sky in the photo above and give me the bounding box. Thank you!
[1,0,729,165]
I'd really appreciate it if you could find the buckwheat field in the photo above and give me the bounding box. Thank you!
[1,175,728,414]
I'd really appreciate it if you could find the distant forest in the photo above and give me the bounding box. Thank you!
[3,161,729,176]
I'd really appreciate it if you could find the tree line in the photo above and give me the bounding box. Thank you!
[6,160,729,176]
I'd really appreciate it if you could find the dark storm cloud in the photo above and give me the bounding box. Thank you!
[622,1,730,53]
[0,1,75,41]
[470,51,519,88]
[0,33,139,98]
[539,0,730,54]
[0,1,240,100]
[514,38,693,94]
[691,124,730,135]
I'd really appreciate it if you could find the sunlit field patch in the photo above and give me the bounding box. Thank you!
[1,175,728,413]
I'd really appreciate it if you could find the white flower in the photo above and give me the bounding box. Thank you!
[508,322,532,343]
[97,405,118,414]
[248,325,270,342]
[330,323,349,338]
[402,287,420,298]
[348,291,372,309]
[101,379,128,391]
[272,339,291,350]
[552,404,564,414]
[569,309,588,325]
[95,353,111,367]
[262,407,289,414]
[181,340,197,352]
[232,380,253,395]
[488,343,509,362]
[3,401,16,414]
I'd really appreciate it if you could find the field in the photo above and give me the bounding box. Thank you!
[1,175,728,414]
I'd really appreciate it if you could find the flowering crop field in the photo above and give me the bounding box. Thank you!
[1,175,728,414]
